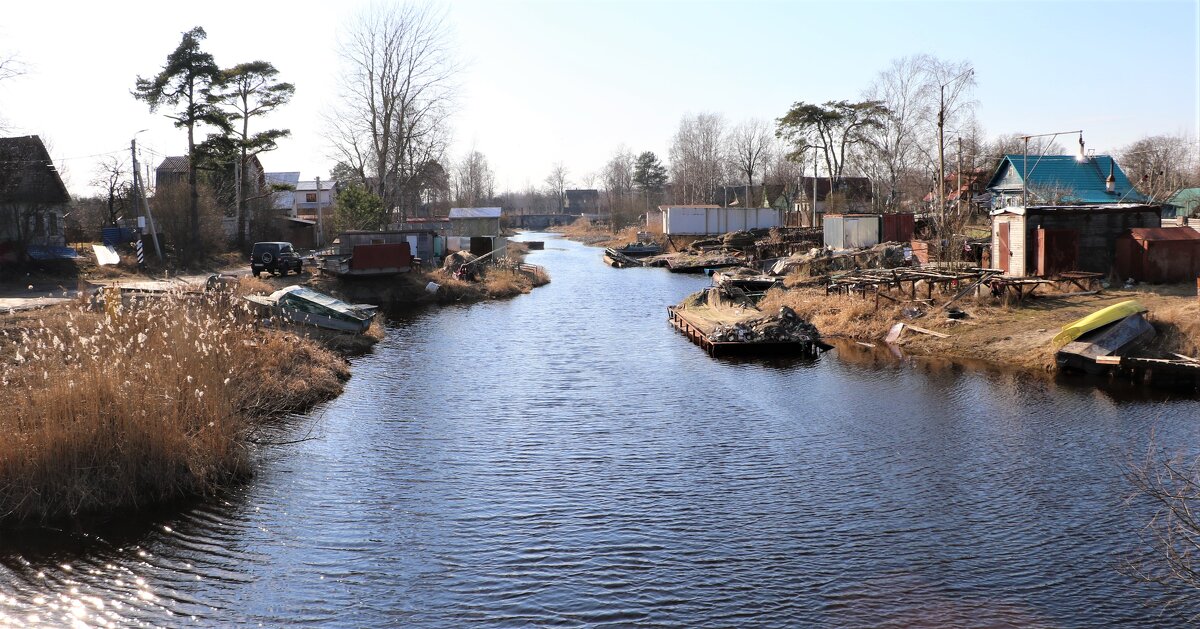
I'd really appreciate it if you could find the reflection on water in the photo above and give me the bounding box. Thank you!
[1,233,1198,627]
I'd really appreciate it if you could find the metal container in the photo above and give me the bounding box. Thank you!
[880,213,914,243]
[1115,228,1200,283]
[824,214,881,249]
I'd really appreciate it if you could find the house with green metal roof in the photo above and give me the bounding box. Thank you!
[985,154,1147,208]
[1166,188,1200,218]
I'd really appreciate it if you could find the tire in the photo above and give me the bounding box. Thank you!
[280,267,288,277]
[261,251,274,265]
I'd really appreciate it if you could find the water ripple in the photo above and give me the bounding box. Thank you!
[0,234,1197,626]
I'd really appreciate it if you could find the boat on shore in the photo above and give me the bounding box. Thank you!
[612,242,662,257]
[1052,299,1146,346]
[246,286,377,334]
[1055,311,1156,374]
[603,248,644,268]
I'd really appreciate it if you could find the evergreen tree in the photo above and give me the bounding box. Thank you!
[133,27,227,262]
[333,185,388,232]
[633,151,668,193]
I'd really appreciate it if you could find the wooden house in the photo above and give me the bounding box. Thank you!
[0,135,70,256]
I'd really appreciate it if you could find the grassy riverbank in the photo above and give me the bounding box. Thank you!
[0,287,352,525]
[759,284,1200,373]
[306,247,551,308]
[554,219,639,248]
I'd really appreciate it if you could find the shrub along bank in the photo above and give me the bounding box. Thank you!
[0,289,351,526]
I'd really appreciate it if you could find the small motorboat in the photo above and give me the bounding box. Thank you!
[246,286,376,333]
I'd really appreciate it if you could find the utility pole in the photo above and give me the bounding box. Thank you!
[938,83,945,227]
[956,136,963,218]
[234,151,242,248]
[130,137,162,260]
[315,176,324,248]
[812,145,819,228]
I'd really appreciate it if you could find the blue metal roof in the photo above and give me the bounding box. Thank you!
[987,154,1147,204]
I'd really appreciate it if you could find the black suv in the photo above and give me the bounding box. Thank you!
[251,241,303,277]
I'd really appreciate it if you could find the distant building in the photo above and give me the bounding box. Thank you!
[155,156,189,189]
[717,184,794,210]
[1166,188,1200,219]
[294,179,336,217]
[0,135,70,251]
[265,172,301,213]
[564,189,600,215]
[984,154,1147,208]
[156,154,266,195]
[448,207,502,237]
[792,177,873,225]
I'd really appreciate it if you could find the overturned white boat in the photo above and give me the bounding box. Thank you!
[246,286,377,334]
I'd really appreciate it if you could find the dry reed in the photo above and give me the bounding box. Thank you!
[0,290,348,525]
[757,287,905,339]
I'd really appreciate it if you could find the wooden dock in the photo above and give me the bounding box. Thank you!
[667,306,824,358]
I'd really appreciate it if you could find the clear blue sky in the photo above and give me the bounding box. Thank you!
[0,0,1196,195]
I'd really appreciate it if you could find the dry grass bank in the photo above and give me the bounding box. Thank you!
[0,290,348,525]
[761,284,1200,374]
[433,265,551,303]
[555,218,640,248]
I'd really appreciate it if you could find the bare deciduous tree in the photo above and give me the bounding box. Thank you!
[729,118,774,204]
[1118,134,1200,202]
[669,113,726,204]
[856,55,933,210]
[330,1,457,224]
[0,54,23,132]
[90,156,132,227]
[602,146,636,225]
[452,149,494,207]
[545,162,569,212]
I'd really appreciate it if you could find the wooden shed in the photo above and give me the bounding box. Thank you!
[1114,227,1200,283]
[991,204,1162,277]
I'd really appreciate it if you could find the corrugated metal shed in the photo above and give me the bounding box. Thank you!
[1115,227,1200,283]
[660,206,782,235]
[449,207,502,219]
[824,214,880,249]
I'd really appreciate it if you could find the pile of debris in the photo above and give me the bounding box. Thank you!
[709,305,821,344]
[687,229,769,251]
[769,243,908,277]
[442,250,477,272]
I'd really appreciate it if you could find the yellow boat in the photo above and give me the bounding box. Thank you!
[1052,299,1147,347]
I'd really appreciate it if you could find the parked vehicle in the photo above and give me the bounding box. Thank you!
[251,241,303,277]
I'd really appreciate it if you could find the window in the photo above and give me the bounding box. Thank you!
[48,213,58,236]
[306,193,317,203]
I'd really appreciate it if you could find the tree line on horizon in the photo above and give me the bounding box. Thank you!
[10,3,1197,262]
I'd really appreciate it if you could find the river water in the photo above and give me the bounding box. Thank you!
[2,233,1199,627]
